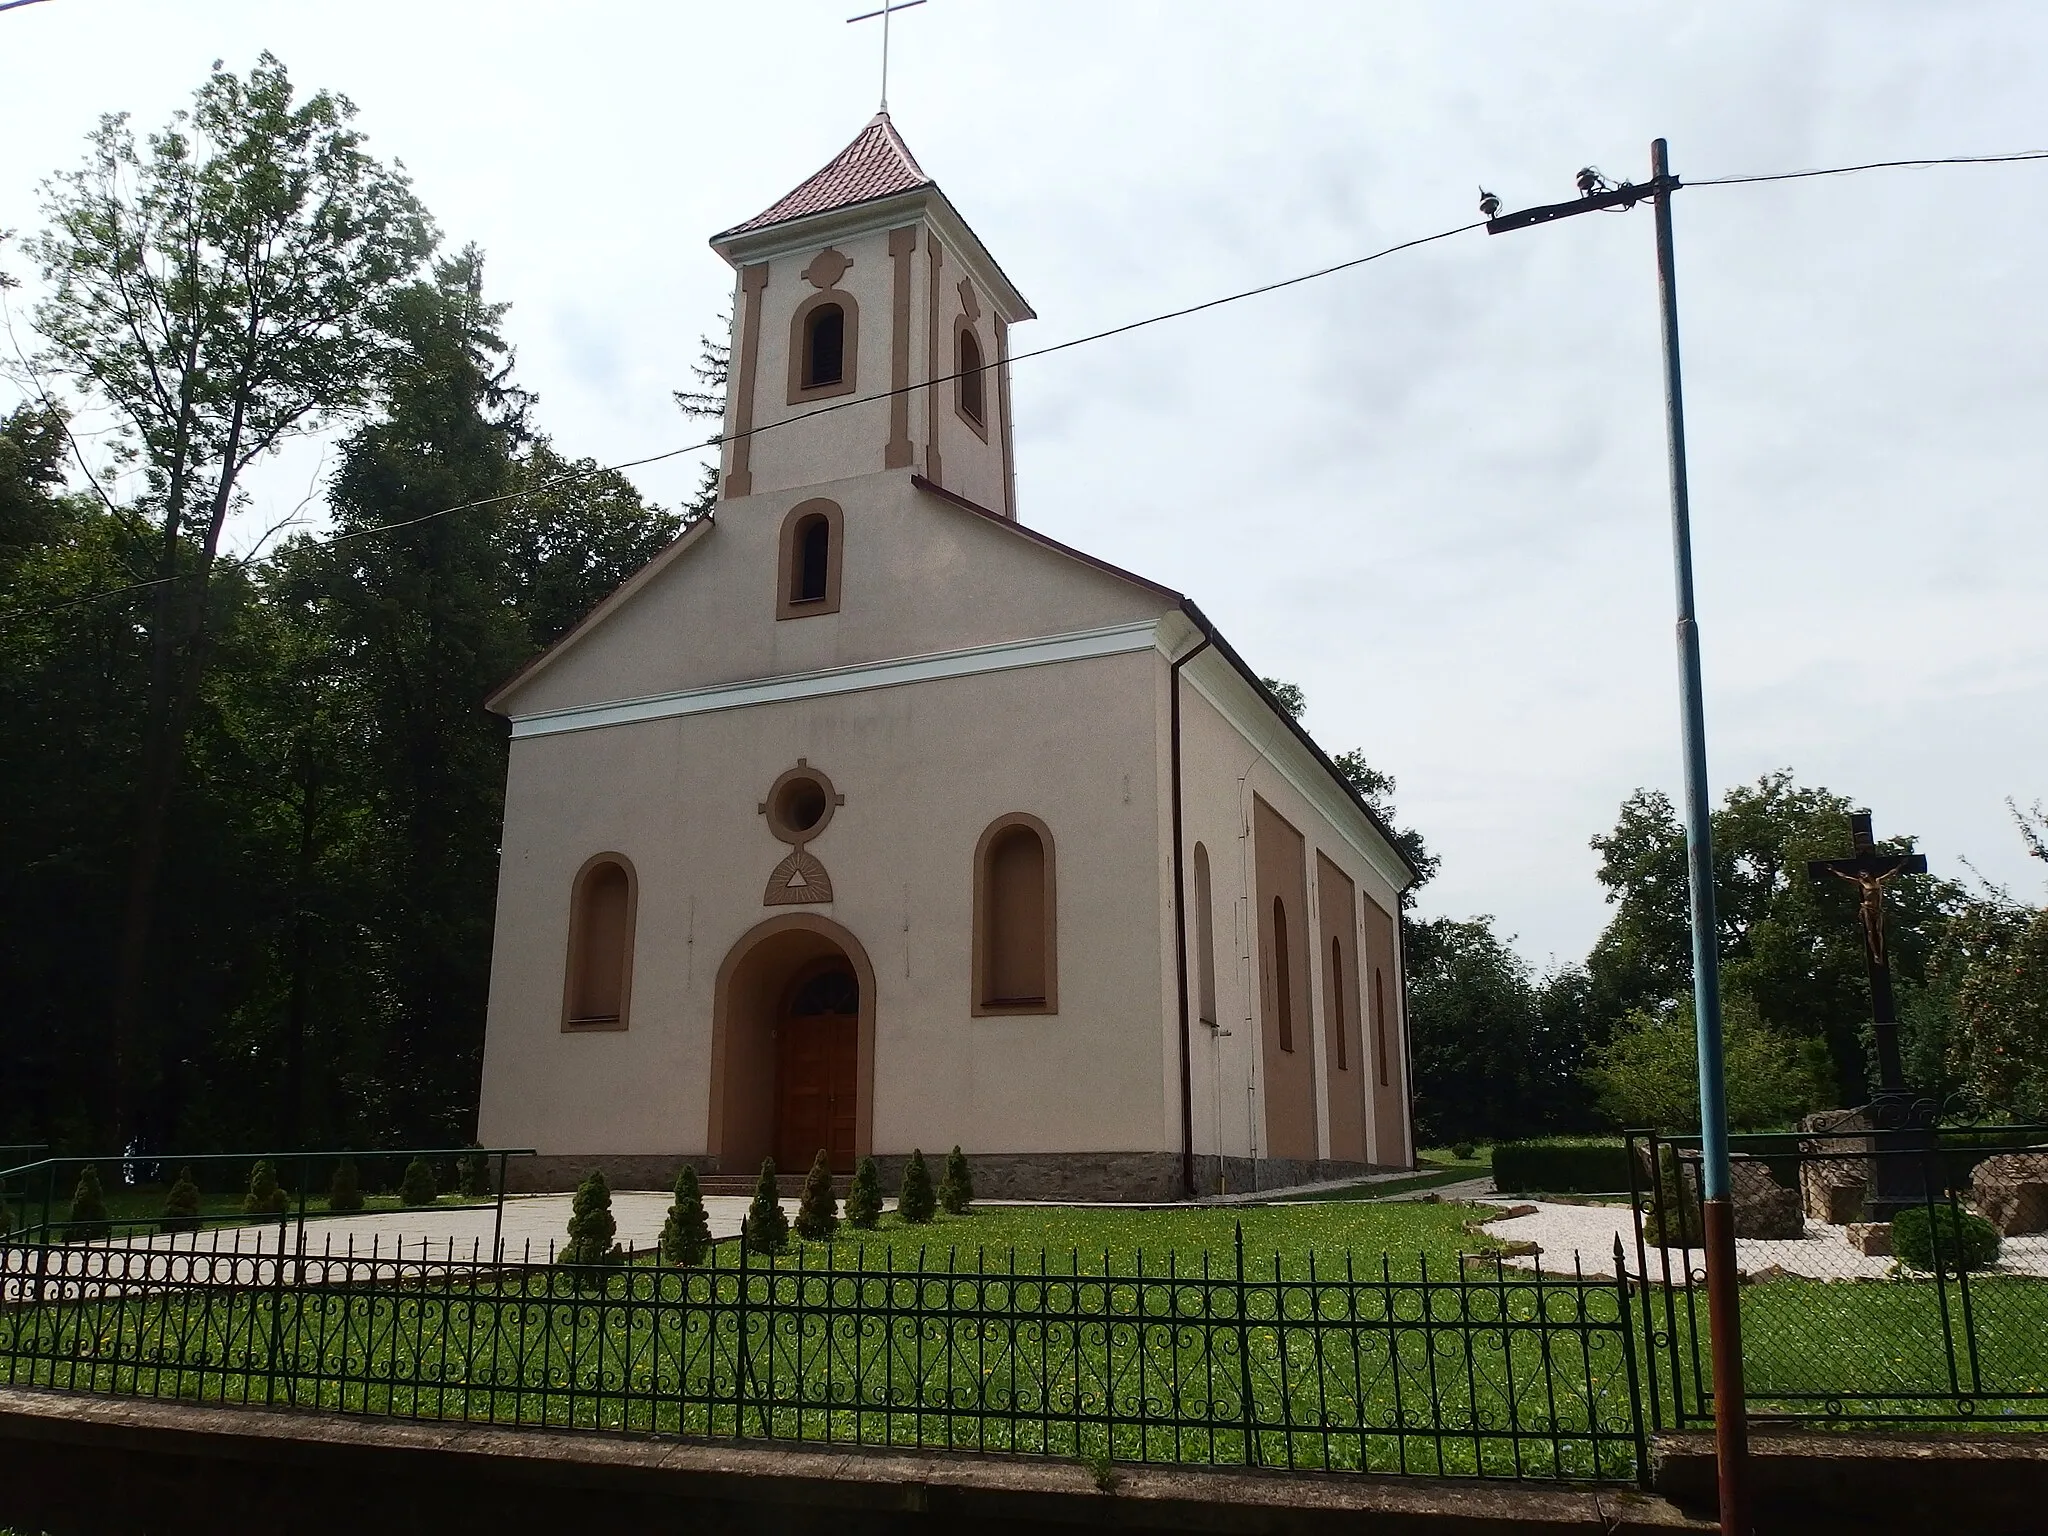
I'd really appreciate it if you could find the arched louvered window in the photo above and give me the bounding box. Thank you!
[805,303,844,388]
[1193,843,1218,1026]
[1329,936,1348,1070]
[564,855,636,1030]
[777,499,843,619]
[957,327,986,425]
[973,814,1058,1014]
[1271,896,1295,1052]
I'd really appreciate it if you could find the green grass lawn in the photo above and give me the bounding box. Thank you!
[1279,1147,1492,1204]
[7,1184,498,1244]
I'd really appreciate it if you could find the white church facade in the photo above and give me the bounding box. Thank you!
[476,114,1419,1199]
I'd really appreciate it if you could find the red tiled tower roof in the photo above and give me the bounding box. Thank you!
[721,111,933,238]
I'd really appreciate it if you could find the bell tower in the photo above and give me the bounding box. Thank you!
[709,112,1033,516]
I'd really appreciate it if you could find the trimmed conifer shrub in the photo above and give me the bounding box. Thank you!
[1894,1204,2001,1273]
[399,1156,438,1208]
[898,1149,936,1225]
[457,1148,490,1199]
[743,1158,788,1254]
[563,1169,623,1269]
[68,1164,110,1241]
[243,1159,288,1217]
[795,1150,839,1242]
[846,1156,883,1231]
[328,1157,365,1213]
[939,1145,974,1215]
[161,1168,202,1233]
[660,1166,712,1267]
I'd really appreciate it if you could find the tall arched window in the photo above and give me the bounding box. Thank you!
[564,855,636,1030]
[973,813,1058,1015]
[777,499,843,619]
[1373,967,1390,1086]
[956,327,986,428]
[1271,896,1295,1052]
[788,291,860,404]
[1193,843,1218,1026]
[1329,936,1348,1070]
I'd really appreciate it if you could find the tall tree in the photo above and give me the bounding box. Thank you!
[28,54,433,1143]
[672,317,729,520]
[1259,678,1437,890]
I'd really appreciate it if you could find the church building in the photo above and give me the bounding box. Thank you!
[477,113,1420,1199]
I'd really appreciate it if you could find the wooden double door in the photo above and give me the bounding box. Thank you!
[775,961,859,1173]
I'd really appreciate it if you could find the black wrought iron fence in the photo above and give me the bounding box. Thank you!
[0,1229,1648,1484]
[1626,1126,2048,1428]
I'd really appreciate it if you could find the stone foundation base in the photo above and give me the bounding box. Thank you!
[507,1152,1392,1203]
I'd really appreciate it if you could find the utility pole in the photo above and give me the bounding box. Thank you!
[1486,140,1749,1536]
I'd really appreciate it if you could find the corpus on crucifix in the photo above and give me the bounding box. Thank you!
[1807,810,1930,1117]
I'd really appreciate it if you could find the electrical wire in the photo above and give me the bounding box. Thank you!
[0,219,1485,624]
[1689,149,2048,187]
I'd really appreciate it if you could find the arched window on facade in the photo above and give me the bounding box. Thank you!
[777,499,843,619]
[1193,843,1218,1026]
[956,327,986,427]
[564,855,636,1030]
[974,814,1057,1014]
[1329,936,1348,1070]
[1271,896,1295,1052]
[805,303,845,389]
[1373,967,1390,1086]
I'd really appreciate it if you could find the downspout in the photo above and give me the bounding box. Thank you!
[1170,631,1212,1200]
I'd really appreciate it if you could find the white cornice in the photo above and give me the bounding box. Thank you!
[1180,652,1411,895]
[508,620,1159,740]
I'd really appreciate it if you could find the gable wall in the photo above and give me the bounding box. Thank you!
[500,471,1167,720]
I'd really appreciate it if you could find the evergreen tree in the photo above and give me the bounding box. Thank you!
[457,1148,489,1199]
[794,1150,839,1242]
[743,1158,788,1254]
[328,1157,364,1213]
[898,1149,936,1225]
[939,1146,974,1216]
[243,1159,288,1216]
[562,1169,621,1269]
[68,1163,110,1241]
[845,1156,884,1231]
[399,1156,438,1208]
[660,1165,712,1267]
[161,1167,202,1233]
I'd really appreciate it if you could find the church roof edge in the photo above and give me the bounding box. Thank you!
[715,110,933,242]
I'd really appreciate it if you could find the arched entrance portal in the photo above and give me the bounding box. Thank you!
[709,914,876,1177]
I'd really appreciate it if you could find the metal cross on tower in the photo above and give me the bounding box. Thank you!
[847,0,928,112]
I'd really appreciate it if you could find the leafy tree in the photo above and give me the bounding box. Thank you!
[794,1150,839,1242]
[845,1156,883,1231]
[562,1169,621,1268]
[327,1157,364,1213]
[1259,678,1437,891]
[0,404,74,578]
[1406,917,1543,1143]
[939,1146,974,1215]
[660,1166,711,1267]
[1586,774,1961,1106]
[1581,990,1828,1130]
[743,1159,788,1254]
[68,1163,109,1240]
[161,1167,202,1232]
[242,1158,287,1216]
[398,1156,437,1207]
[898,1149,936,1225]
[1938,891,2048,1120]
[28,54,433,1144]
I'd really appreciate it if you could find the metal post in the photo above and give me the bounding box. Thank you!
[1649,136,1749,1536]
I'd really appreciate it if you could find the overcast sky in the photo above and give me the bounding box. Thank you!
[4,1,2045,968]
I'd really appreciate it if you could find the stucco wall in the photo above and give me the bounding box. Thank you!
[478,646,1169,1169]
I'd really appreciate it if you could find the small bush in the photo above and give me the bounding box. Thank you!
[160,1168,202,1233]
[328,1158,364,1213]
[845,1157,883,1231]
[939,1146,974,1215]
[1492,1140,1632,1194]
[1893,1204,2001,1273]
[743,1159,788,1255]
[795,1151,839,1242]
[67,1164,110,1241]
[457,1149,490,1198]
[1450,1142,1477,1162]
[1644,1145,1703,1248]
[660,1166,712,1267]
[399,1156,438,1208]
[562,1170,622,1270]
[898,1149,936,1225]
[242,1159,288,1217]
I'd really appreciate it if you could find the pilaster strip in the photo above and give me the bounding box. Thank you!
[886,227,917,469]
[726,263,770,499]
[924,230,945,486]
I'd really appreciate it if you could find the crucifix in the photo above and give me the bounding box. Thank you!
[846,0,928,113]
[1807,810,1929,1105]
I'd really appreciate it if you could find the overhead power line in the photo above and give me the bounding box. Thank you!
[8,143,2048,625]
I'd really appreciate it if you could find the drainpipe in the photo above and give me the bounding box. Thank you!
[1169,630,1212,1200]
